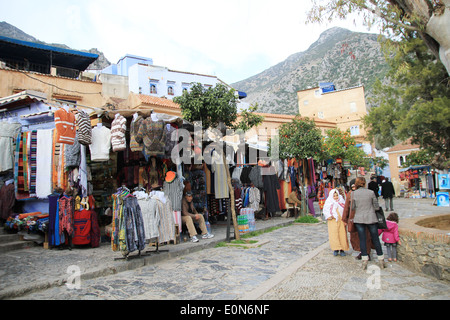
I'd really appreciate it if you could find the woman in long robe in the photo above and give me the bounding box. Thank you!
[323,188,349,256]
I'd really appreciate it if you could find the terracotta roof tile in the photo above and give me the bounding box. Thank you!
[137,94,180,109]
[386,139,420,153]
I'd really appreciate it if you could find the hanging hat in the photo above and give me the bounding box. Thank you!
[165,171,176,183]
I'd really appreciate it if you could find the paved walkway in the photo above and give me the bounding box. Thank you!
[1,197,449,300]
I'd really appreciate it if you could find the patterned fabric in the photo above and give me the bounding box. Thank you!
[59,196,74,237]
[123,196,146,253]
[76,110,92,145]
[28,130,37,197]
[111,114,127,152]
[129,115,144,152]
[135,117,166,156]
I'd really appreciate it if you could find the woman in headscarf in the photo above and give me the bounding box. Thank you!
[323,188,349,256]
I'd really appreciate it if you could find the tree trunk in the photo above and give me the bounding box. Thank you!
[223,153,240,240]
[401,0,450,75]
[425,0,450,75]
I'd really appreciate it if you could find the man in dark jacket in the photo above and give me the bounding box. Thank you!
[381,178,395,211]
[368,176,379,198]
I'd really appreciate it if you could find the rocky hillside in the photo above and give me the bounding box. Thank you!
[0,21,111,70]
[232,27,390,115]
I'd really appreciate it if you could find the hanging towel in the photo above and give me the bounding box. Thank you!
[36,129,54,199]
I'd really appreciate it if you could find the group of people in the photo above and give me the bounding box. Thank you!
[323,176,400,270]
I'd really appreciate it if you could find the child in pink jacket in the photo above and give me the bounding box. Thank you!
[378,212,401,262]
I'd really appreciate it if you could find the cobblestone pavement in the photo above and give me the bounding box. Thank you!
[2,197,449,300]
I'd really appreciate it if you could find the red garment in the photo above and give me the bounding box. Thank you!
[73,209,92,245]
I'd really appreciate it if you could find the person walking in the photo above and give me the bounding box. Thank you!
[342,182,375,261]
[350,177,385,270]
[378,212,401,262]
[323,189,349,256]
[381,178,395,211]
[368,176,379,198]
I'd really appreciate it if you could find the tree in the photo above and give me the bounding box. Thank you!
[363,34,450,168]
[276,116,322,216]
[321,128,370,169]
[174,82,238,130]
[233,103,265,133]
[307,0,450,75]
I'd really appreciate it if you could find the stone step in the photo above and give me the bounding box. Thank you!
[0,233,21,244]
[0,240,35,254]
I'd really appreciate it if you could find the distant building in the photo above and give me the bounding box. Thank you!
[100,54,248,110]
[297,83,372,154]
[385,139,420,181]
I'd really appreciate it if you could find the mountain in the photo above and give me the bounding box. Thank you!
[232,27,390,115]
[0,21,111,70]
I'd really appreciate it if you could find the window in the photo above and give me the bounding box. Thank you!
[167,81,175,96]
[149,79,159,94]
[350,102,357,113]
[303,100,309,106]
[182,82,190,93]
[318,111,324,119]
[350,125,360,136]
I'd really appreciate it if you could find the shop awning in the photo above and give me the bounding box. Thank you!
[0,90,47,109]
[0,36,98,71]
[399,165,431,172]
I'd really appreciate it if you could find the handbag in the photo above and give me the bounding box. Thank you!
[375,207,387,229]
[347,192,355,232]
[308,191,316,198]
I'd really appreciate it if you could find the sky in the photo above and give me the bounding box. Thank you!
[0,0,378,84]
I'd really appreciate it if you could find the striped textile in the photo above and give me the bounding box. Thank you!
[29,130,38,197]
[76,110,92,145]
[111,114,127,152]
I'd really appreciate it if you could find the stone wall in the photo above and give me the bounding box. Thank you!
[398,214,450,281]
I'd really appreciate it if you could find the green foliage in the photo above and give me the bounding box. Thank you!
[233,103,265,133]
[320,128,370,169]
[277,116,323,160]
[294,216,319,224]
[173,83,238,130]
[401,149,433,168]
[364,34,450,168]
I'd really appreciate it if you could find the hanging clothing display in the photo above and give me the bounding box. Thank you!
[76,110,92,145]
[0,181,15,220]
[89,125,111,162]
[129,114,144,152]
[135,191,160,241]
[58,195,74,244]
[36,129,53,199]
[163,176,184,212]
[263,169,280,214]
[0,122,21,173]
[54,108,76,145]
[211,150,229,199]
[135,117,166,157]
[111,113,127,152]
[111,187,146,256]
